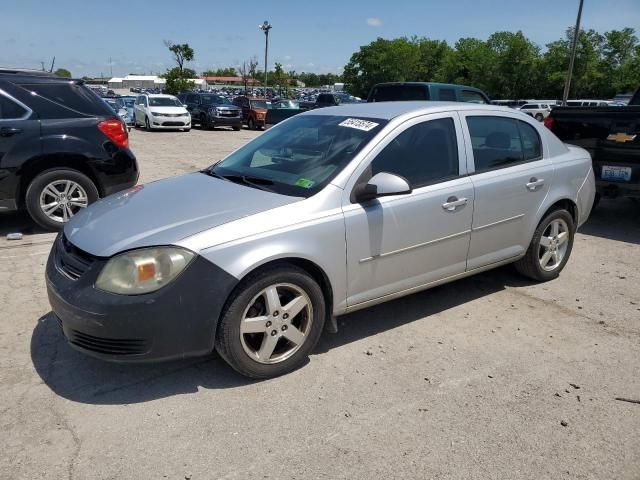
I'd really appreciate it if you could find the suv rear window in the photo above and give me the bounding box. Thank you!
[369,85,429,102]
[19,82,113,117]
[461,90,488,104]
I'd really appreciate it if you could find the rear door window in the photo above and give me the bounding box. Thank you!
[20,82,112,116]
[466,116,524,172]
[518,121,543,160]
[0,94,28,119]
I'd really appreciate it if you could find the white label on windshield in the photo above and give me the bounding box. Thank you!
[339,118,379,131]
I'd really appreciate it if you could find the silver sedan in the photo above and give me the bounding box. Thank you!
[46,102,595,378]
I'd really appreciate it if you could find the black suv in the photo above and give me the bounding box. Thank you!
[177,93,242,130]
[0,69,138,230]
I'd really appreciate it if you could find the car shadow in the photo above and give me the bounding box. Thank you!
[31,265,531,405]
[578,198,640,245]
[0,210,49,238]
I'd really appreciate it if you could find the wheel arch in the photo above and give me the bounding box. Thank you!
[17,154,101,208]
[220,256,336,335]
[540,198,578,228]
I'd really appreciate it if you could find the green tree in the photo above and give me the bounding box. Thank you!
[603,28,640,93]
[54,68,72,78]
[163,67,195,94]
[202,67,238,77]
[163,40,194,74]
[485,31,541,98]
[343,37,422,97]
[440,37,496,93]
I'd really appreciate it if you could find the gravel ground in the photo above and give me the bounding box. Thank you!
[1,127,639,480]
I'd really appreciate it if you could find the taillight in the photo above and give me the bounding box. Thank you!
[543,116,553,130]
[97,119,128,149]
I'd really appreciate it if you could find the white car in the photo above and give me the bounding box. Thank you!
[134,94,191,131]
[519,103,552,121]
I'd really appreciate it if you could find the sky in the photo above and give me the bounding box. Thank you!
[1,0,639,78]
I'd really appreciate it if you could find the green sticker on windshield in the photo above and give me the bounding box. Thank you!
[295,178,315,189]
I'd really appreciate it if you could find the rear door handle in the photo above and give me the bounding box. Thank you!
[526,177,545,190]
[442,196,468,211]
[0,127,22,137]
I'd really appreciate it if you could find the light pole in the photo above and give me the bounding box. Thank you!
[562,0,584,105]
[259,20,272,97]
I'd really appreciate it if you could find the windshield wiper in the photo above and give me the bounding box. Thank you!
[223,174,275,192]
[204,169,275,192]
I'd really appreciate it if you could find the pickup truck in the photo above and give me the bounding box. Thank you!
[545,88,640,204]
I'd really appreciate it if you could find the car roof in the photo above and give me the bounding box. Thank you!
[145,94,176,98]
[373,81,482,90]
[304,101,515,120]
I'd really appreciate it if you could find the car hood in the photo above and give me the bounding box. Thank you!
[64,172,301,257]
[149,106,188,114]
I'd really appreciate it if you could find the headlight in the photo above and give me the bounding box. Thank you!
[151,111,165,117]
[96,247,195,295]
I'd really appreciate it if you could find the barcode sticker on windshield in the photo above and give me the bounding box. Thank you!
[339,118,379,131]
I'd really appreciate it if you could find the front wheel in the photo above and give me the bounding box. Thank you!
[535,113,544,122]
[232,125,241,131]
[25,168,99,231]
[215,265,326,378]
[515,209,575,281]
[145,116,152,131]
[247,117,255,130]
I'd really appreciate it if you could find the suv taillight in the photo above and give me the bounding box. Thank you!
[543,116,553,130]
[97,119,128,149]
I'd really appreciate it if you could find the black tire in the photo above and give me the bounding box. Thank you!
[215,264,326,379]
[592,192,601,210]
[25,168,99,231]
[232,125,241,131]
[247,117,255,130]
[514,209,575,282]
[144,116,151,131]
[535,113,544,122]
[200,114,210,130]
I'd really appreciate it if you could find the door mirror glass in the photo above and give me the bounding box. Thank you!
[354,172,412,203]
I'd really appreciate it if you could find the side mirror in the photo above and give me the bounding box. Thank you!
[353,172,412,203]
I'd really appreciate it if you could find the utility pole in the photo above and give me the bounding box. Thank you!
[562,0,584,105]
[259,21,272,97]
[109,57,113,77]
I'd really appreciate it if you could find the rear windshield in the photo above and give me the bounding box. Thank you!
[369,85,429,102]
[18,82,114,116]
[250,100,269,109]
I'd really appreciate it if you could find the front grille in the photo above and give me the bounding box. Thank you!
[218,110,239,117]
[67,329,149,355]
[56,235,95,280]
[162,121,185,126]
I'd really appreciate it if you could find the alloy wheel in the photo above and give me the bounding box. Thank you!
[239,283,313,364]
[39,179,89,223]
[538,218,569,271]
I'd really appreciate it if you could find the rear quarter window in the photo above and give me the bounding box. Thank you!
[461,90,488,104]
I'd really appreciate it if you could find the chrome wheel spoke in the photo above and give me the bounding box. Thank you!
[282,295,308,320]
[283,325,305,345]
[264,286,282,315]
[539,236,552,248]
[540,250,553,267]
[241,316,269,334]
[43,185,60,199]
[42,202,60,215]
[550,220,559,237]
[257,333,278,361]
[556,231,568,245]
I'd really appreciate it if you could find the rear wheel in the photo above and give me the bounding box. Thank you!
[535,113,544,121]
[232,125,241,131]
[515,209,574,281]
[247,117,255,130]
[215,265,326,378]
[25,168,99,231]
[145,116,151,131]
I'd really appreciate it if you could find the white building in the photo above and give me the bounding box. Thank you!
[108,75,207,91]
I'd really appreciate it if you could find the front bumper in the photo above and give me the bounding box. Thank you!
[208,113,242,127]
[150,115,191,129]
[46,235,238,362]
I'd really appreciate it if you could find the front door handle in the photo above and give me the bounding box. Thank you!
[0,127,22,137]
[442,196,468,211]
[526,177,545,190]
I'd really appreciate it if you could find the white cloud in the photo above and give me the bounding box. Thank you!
[283,55,292,61]
[366,17,382,27]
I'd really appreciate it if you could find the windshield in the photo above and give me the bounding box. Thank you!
[211,114,387,197]
[202,95,230,105]
[149,97,182,107]
[250,100,269,109]
[104,98,123,110]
